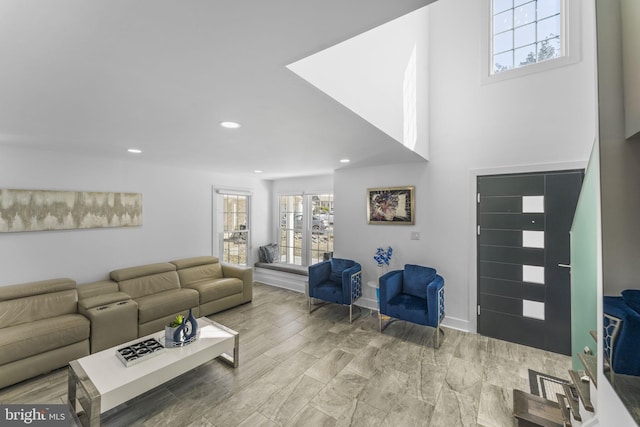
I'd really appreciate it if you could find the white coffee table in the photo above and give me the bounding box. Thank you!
[68,317,238,427]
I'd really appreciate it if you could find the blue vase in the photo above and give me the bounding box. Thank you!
[172,322,186,343]
[183,308,198,341]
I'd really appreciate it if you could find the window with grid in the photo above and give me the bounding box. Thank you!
[279,194,303,265]
[279,193,334,266]
[492,0,563,74]
[220,194,249,265]
[310,194,334,265]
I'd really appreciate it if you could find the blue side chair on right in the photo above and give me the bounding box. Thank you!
[379,264,445,347]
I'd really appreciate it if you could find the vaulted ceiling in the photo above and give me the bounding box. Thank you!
[0,1,435,178]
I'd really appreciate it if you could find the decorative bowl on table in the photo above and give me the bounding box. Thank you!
[115,338,164,367]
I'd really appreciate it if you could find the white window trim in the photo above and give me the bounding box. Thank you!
[212,187,252,266]
[276,191,334,267]
[480,0,581,84]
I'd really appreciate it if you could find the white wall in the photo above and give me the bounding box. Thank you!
[0,146,270,286]
[595,0,640,424]
[287,7,429,159]
[335,0,597,332]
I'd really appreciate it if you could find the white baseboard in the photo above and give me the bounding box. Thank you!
[254,272,470,333]
[441,316,469,332]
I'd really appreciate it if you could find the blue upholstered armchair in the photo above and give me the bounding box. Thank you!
[308,258,362,323]
[379,264,445,347]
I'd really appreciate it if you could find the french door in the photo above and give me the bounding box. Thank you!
[477,170,583,354]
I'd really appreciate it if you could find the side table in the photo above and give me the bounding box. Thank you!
[367,280,388,320]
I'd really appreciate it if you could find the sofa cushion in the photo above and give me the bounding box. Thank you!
[0,278,76,302]
[117,271,181,299]
[187,278,243,303]
[403,264,437,300]
[170,256,219,270]
[77,280,119,300]
[0,314,89,365]
[622,289,640,314]
[0,289,79,329]
[110,262,177,282]
[176,263,223,287]
[135,289,199,324]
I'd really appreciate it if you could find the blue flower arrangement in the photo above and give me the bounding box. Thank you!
[373,246,393,267]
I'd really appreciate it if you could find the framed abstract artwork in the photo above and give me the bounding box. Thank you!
[366,186,415,225]
[0,189,142,232]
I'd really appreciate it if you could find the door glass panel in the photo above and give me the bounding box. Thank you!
[523,300,545,320]
[523,265,545,284]
[522,230,545,248]
[522,195,544,213]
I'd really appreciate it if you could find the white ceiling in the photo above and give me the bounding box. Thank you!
[0,1,435,179]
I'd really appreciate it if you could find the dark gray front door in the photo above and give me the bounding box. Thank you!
[477,170,583,355]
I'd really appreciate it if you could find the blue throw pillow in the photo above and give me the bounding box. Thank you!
[622,289,640,314]
[330,258,353,283]
[403,264,436,299]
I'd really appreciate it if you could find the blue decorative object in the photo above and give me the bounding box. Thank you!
[373,246,393,267]
[183,308,198,341]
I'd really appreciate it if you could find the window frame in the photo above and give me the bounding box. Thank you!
[277,192,334,267]
[214,188,251,266]
[481,0,581,84]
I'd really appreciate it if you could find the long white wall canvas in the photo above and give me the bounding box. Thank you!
[0,189,142,232]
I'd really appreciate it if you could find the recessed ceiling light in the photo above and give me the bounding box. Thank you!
[127,148,142,154]
[340,158,350,163]
[220,121,241,129]
[254,170,263,174]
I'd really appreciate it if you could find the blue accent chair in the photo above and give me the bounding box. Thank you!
[603,290,640,377]
[379,264,445,347]
[308,258,362,323]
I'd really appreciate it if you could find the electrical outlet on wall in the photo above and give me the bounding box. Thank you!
[411,232,420,240]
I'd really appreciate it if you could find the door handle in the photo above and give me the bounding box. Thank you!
[558,264,571,268]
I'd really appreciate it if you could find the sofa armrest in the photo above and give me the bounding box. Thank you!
[341,263,361,300]
[427,275,445,327]
[79,292,133,311]
[221,263,253,302]
[308,260,331,289]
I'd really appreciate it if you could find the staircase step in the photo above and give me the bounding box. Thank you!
[556,393,573,426]
[578,352,598,388]
[568,369,594,412]
[513,389,564,427]
[561,383,582,421]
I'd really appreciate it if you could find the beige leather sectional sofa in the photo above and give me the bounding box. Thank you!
[0,278,90,389]
[0,256,252,389]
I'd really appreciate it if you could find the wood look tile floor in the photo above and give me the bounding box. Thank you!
[0,283,572,427]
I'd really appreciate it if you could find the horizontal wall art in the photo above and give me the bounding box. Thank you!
[0,189,142,233]
[367,186,415,225]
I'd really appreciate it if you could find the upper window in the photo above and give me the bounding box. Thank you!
[492,0,562,74]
